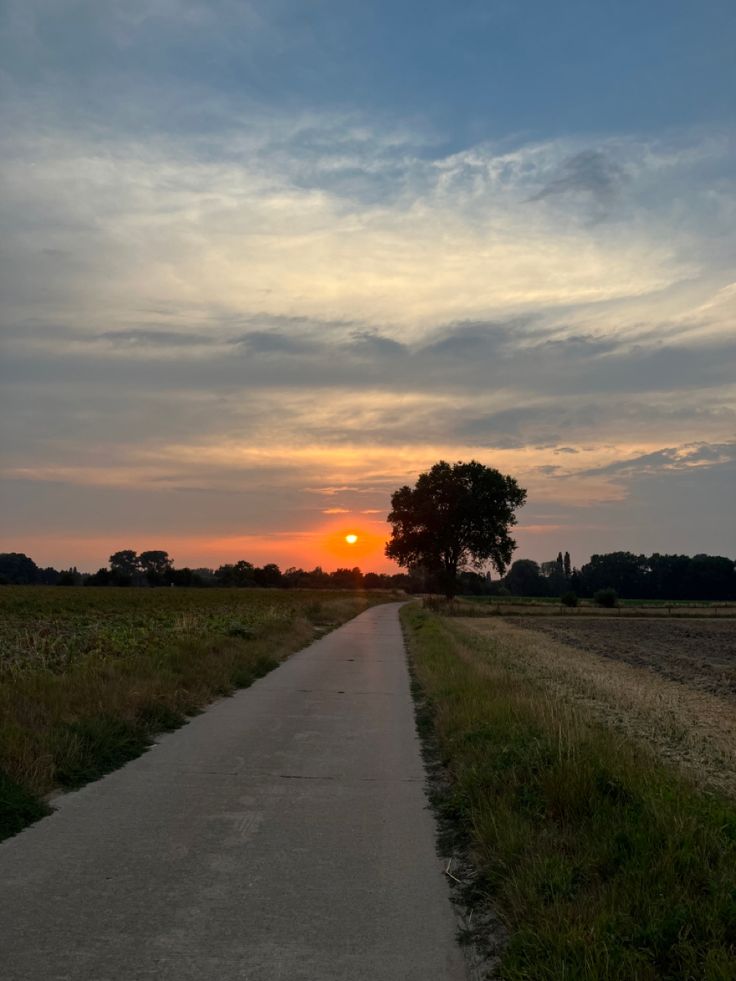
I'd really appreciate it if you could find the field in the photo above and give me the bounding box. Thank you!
[514,616,736,697]
[460,616,736,799]
[0,586,396,840]
[403,605,736,979]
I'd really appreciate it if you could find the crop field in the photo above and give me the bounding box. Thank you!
[0,586,395,839]
[0,586,376,677]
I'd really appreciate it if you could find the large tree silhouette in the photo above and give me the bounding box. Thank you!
[386,460,526,599]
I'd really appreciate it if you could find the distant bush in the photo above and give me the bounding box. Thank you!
[560,591,579,608]
[594,588,618,608]
[489,583,511,597]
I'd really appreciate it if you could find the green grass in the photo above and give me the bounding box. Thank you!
[402,603,736,979]
[0,587,397,840]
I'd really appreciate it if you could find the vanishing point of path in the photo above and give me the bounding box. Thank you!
[0,603,467,981]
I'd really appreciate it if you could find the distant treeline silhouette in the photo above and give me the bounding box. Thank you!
[499,551,736,602]
[1,549,734,601]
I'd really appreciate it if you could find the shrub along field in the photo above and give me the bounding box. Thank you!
[0,586,395,840]
[402,604,736,980]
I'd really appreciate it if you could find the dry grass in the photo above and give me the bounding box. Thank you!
[456,617,736,798]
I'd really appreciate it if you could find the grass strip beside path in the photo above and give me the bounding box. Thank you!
[402,603,736,980]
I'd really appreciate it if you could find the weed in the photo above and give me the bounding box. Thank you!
[52,716,152,788]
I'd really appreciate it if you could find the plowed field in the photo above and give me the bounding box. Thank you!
[514,616,736,698]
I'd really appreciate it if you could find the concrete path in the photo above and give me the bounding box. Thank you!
[0,603,467,981]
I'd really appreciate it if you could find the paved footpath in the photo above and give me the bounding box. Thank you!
[0,603,467,981]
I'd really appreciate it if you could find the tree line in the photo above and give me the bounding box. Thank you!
[1,548,734,600]
[497,551,736,602]
[1,455,732,601]
[0,550,413,591]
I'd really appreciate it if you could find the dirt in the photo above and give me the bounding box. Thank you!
[513,617,736,699]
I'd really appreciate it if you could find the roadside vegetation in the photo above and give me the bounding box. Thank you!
[0,587,395,841]
[403,603,736,980]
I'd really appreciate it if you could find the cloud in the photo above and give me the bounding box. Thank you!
[1,73,734,566]
[100,329,211,347]
[575,441,736,479]
[4,126,722,341]
[529,149,626,207]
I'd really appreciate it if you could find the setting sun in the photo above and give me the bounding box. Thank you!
[345,533,358,545]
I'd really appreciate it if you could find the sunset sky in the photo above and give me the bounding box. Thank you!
[1,1,735,573]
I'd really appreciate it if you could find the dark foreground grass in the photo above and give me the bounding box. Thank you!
[402,604,736,980]
[1,587,396,840]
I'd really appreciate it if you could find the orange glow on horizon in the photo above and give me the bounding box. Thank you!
[4,518,396,575]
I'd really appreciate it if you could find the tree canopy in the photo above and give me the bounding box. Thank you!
[385,460,527,598]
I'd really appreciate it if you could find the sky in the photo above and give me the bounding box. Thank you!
[1,0,735,574]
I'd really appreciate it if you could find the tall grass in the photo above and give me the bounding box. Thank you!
[0,587,395,840]
[402,604,736,980]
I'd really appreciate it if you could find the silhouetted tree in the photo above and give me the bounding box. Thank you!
[458,570,492,595]
[138,550,173,586]
[504,559,548,597]
[564,551,572,578]
[386,460,526,599]
[363,572,392,589]
[540,558,567,595]
[0,553,40,584]
[330,567,363,589]
[109,550,139,579]
[253,563,282,588]
[215,560,256,587]
[578,552,649,598]
[689,555,736,601]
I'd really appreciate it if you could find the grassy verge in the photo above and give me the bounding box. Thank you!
[402,603,736,980]
[1,588,396,841]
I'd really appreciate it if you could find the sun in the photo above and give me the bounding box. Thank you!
[345,533,358,545]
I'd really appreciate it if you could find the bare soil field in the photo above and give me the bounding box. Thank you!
[514,616,736,698]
